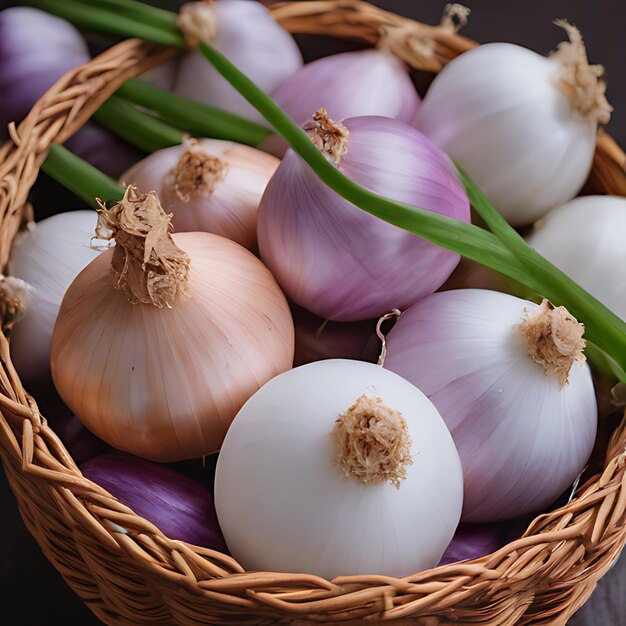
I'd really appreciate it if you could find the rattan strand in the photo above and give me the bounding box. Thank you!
[0,2,625,624]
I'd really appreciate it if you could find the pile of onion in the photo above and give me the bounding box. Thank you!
[6,0,622,585]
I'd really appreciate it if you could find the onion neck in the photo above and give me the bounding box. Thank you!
[96,186,190,309]
[520,299,586,388]
[0,276,31,335]
[167,143,228,202]
[176,2,217,49]
[550,20,612,126]
[376,4,470,71]
[304,108,350,167]
[332,394,413,489]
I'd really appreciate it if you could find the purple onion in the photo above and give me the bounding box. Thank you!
[384,290,596,522]
[0,8,89,137]
[273,49,420,126]
[174,0,302,125]
[53,414,111,465]
[0,7,139,178]
[64,122,141,179]
[82,453,227,552]
[292,303,379,367]
[28,382,108,465]
[438,520,529,566]
[141,57,179,92]
[258,114,471,321]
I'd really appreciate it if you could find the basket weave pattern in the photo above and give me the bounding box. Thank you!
[1,2,625,624]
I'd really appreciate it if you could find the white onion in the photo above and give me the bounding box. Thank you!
[527,196,626,321]
[215,359,463,578]
[416,25,611,226]
[272,49,420,126]
[385,289,597,522]
[10,211,101,385]
[175,0,302,124]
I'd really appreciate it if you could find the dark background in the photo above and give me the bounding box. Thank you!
[1,1,624,624]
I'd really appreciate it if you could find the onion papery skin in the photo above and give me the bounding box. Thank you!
[415,43,598,226]
[174,0,302,125]
[258,116,470,321]
[215,359,463,579]
[0,7,138,178]
[82,452,227,551]
[121,140,279,251]
[10,211,102,386]
[526,196,626,321]
[291,303,379,367]
[385,289,597,522]
[273,50,420,127]
[51,232,295,462]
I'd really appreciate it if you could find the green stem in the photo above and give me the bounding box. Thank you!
[79,0,177,31]
[93,96,184,153]
[41,145,124,209]
[116,80,271,147]
[21,0,185,47]
[459,168,626,366]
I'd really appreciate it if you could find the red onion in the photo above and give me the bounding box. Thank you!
[438,520,529,566]
[385,290,597,522]
[174,0,302,125]
[81,453,227,552]
[64,122,141,180]
[258,111,470,321]
[0,7,138,178]
[53,414,111,465]
[291,304,379,367]
[272,50,420,127]
[0,8,88,134]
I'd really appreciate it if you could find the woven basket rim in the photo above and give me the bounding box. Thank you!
[1,2,625,623]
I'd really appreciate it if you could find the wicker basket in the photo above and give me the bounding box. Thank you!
[1,2,625,624]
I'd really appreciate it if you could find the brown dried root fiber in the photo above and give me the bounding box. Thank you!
[304,108,350,167]
[0,276,31,335]
[332,394,413,488]
[96,186,190,309]
[167,145,228,203]
[551,20,612,126]
[520,299,586,387]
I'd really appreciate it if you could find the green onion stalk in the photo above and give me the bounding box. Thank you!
[21,0,626,376]
[115,80,271,147]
